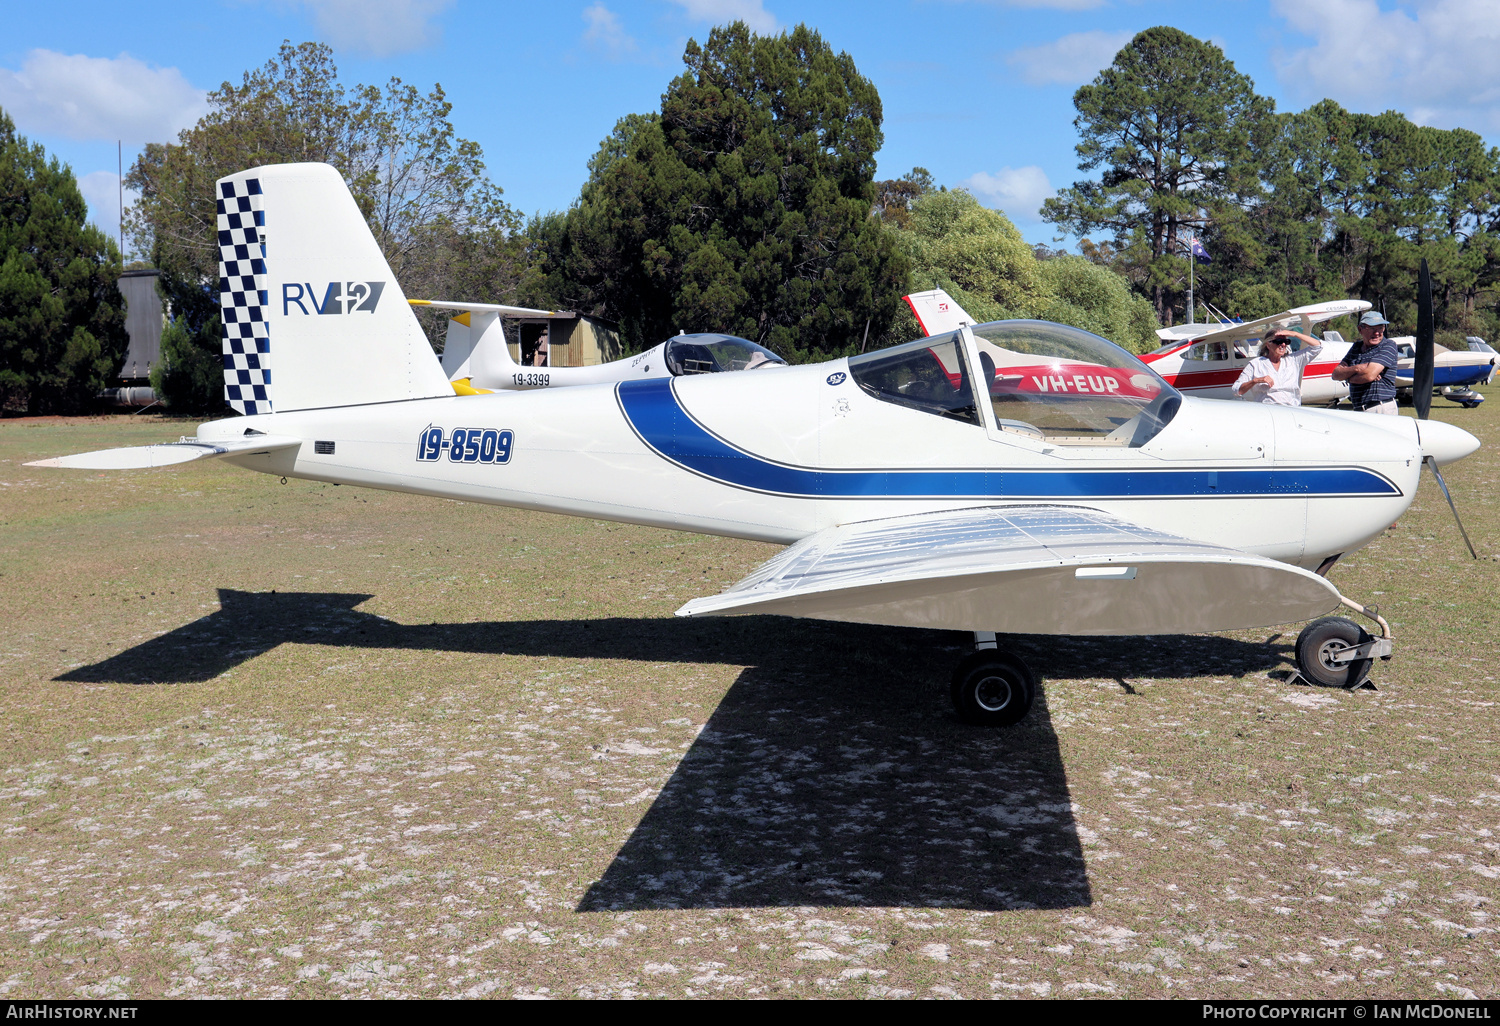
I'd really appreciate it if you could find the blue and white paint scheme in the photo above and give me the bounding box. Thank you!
[1391,336,1496,407]
[28,163,1483,722]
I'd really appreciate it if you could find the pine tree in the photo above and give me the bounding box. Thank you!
[1042,27,1273,324]
[0,109,127,414]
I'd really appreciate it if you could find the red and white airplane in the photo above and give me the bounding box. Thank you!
[906,292,1368,407]
[1137,301,1372,405]
[900,291,1374,408]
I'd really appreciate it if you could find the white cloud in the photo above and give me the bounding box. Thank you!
[669,0,778,34]
[0,50,206,145]
[296,0,454,56]
[960,165,1054,224]
[583,3,639,58]
[76,171,140,252]
[1005,29,1133,87]
[1271,0,1500,130]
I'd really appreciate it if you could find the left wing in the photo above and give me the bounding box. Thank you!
[677,505,1339,635]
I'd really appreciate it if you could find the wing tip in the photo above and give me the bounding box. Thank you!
[22,458,61,468]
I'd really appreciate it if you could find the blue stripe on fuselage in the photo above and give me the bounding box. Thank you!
[615,378,1399,499]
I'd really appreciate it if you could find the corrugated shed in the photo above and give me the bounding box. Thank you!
[118,270,164,382]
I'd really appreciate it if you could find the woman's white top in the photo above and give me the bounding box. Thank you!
[1234,343,1323,405]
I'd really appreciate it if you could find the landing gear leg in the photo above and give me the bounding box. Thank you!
[1292,594,1393,690]
[950,633,1036,726]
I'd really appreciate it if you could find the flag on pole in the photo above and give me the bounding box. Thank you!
[1190,237,1212,262]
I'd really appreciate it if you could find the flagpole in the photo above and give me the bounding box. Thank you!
[1188,238,1195,325]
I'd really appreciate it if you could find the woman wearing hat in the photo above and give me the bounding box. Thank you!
[1331,311,1399,414]
[1234,327,1324,405]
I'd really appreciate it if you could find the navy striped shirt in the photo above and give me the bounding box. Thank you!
[1341,338,1399,407]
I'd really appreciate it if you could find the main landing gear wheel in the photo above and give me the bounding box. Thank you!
[950,650,1036,726]
[1294,616,1374,688]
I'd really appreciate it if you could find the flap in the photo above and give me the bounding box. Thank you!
[25,435,303,470]
[677,505,1340,635]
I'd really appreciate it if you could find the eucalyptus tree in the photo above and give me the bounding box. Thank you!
[128,42,518,411]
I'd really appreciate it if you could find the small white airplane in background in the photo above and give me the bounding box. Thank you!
[1390,336,1495,409]
[28,165,1484,725]
[411,299,786,395]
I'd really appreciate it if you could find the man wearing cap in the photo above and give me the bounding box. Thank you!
[1332,311,1399,414]
[1234,327,1323,405]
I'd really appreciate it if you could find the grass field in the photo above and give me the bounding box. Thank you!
[0,395,1495,999]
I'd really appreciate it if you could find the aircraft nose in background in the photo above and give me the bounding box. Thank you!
[1417,419,1481,465]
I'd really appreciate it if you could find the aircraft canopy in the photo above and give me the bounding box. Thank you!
[850,320,1181,447]
[666,334,787,375]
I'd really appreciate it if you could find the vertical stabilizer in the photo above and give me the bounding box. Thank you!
[441,311,511,383]
[216,163,452,414]
[442,314,474,379]
[467,313,519,388]
[904,288,975,336]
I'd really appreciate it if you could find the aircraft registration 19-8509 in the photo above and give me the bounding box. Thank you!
[28,163,1484,725]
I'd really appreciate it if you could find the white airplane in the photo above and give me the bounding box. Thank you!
[1390,336,1495,408]
[29,164,1484,725]
[414,299,786,395]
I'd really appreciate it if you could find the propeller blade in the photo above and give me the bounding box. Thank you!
[1415,257,1435,420]
[1423,456,1478,559]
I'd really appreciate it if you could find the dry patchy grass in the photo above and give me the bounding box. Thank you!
[0,399,1495,999]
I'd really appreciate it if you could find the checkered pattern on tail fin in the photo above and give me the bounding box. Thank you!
[217,176,271,415]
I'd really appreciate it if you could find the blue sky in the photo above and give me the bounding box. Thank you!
[6,0,1500,257]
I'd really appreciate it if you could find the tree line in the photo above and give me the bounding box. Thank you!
[4,24,1500,413]
[1044,25,1500,344]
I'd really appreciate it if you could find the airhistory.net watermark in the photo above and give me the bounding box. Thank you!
[4,1008,137,1020]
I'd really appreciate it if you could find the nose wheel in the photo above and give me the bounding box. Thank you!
[1292,595,1394,690]
[1294,616,1375,687]
[951,637,1036,725]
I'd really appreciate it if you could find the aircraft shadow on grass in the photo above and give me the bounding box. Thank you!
[59,589,1292,912]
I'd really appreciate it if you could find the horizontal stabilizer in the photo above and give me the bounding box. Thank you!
[410,299,555,317]
[677,505,1340,635]
[25,435,302,470]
